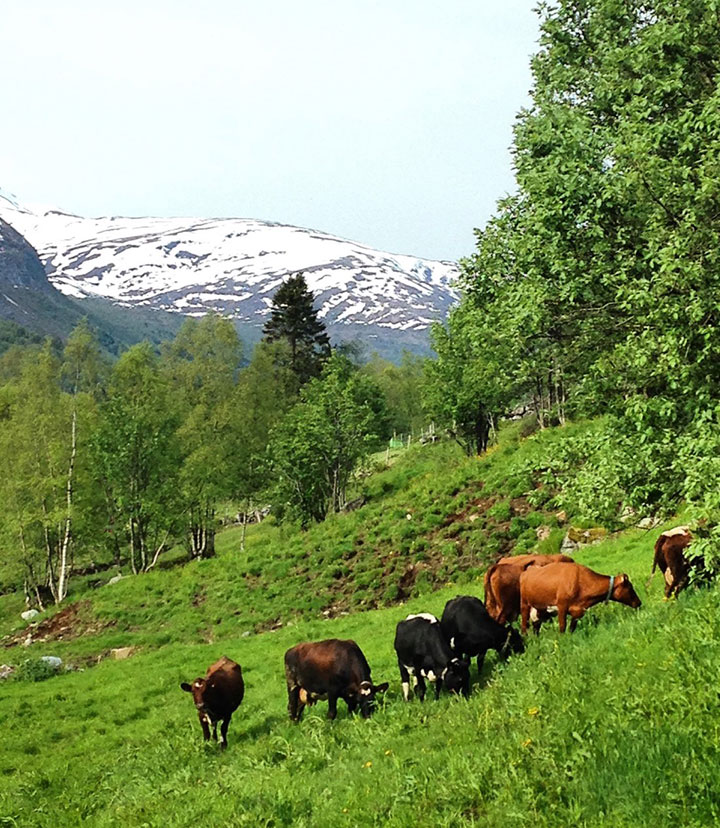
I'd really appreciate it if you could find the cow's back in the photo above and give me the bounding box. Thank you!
[285,639,369,692]
[520,560,583,604]
[207,657,245,714]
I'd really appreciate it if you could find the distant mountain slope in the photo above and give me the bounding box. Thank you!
[0,212,184,353]
[0,191,459,356]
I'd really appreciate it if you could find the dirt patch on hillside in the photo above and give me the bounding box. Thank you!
[3,600,115,648]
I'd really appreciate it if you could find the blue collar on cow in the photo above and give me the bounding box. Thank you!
[605,575,615,603]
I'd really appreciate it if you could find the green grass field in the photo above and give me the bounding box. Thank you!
[1,432,718,826]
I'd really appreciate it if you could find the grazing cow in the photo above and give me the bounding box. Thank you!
[440,595,524,675]
[394,613,470,701]
[180,656,244,749]
[484,554,574,624]
[519,561,641,634]
[284,639,388,722]
[650,526,699,599]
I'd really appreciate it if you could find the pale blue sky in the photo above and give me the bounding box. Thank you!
[1,1,540,261]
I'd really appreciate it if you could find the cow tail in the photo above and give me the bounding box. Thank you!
[484,565,498,619]
[646,536,664,589]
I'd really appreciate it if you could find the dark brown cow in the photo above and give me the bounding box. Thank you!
[284,639,388,722]
[180,656,245,749]
[650,526,697,599]
[484,554,574,624]
[519,561,641,634]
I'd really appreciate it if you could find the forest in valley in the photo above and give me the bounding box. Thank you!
[4,0,720,609]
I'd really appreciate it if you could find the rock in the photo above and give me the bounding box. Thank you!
[0,664,15,680]
[638,516,660,529]
[560,533,579,554]
[555,510,568,525]
[241,630,251,638]
[619,505,637,523]
[21,609,40,621]
[567,526,608,545]
[40,656,63,670]
[22,634,33,647]
[110,647,134,660]
[106,574,124,586]
[535,525,552,542]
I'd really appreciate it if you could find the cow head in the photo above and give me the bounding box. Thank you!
[501,625,525,658]
[355,680,389,717]
[443,658,470,697]
[181,677,217,718]
[613,574,642,609]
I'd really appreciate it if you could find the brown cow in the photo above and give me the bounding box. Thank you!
[650,526,698,599]
[484,554,574,624]
[180,656,245,749]
[519,561,641,634]
[284,639,388,722]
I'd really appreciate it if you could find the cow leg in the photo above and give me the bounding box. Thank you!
[398,660,412,702]
[287,685,304,722]
[520,601,531,635]
[433,677,442,701]
[476,652,485,675]
[219,716,230,750]
[345,695,358,716]
[327,695,338,721]
[415,673,427,702]
[198,712,211,742]
[557,605,568,633]
[212,721,218,741]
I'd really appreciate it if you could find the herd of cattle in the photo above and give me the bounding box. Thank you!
[180,526,698,748]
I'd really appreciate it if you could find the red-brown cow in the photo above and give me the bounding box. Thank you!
[284,639,388,722]
[484,554,574,624]
[650,526,698,599]
[180,656,245,749]
[519,561,641,634]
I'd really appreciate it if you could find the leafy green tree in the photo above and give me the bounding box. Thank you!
[361,351,426,438]
[92,343,181,573]
[161,314,243,559]
[262,273,330,384]
[269,353,381,525]
[0,328,100,606]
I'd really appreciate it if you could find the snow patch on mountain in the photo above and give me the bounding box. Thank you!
[0,192,459,336]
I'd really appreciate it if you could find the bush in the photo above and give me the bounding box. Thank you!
[14,658,62,682]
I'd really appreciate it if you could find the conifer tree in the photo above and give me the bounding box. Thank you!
[262,273,330,384]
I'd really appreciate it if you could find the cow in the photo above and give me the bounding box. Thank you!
[394,613,470,701]
[284,639,388,722]
[519,561,641,634]
[180,656,244,749]
[484,553,574,624]
[650,526,700,599]
[440,595,524,676]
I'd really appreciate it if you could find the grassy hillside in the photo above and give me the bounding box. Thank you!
[1,426,717,826]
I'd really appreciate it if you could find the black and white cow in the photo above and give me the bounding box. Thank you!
[393,613,470,701]
[440,595,524,675]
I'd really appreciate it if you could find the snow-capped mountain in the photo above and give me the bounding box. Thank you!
[0,191,459,351]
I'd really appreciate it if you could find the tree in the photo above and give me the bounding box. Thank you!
[92,343,181,573]
[161,314,243,559]
[269,353,381,525]
[0,328,101,606]
[262,273,330,384]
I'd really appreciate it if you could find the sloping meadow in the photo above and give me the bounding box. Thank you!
[1,540,719,826]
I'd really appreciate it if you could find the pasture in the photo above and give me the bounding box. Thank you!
[2,529,720,827]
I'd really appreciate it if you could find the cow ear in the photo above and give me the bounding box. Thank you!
[374,682,389,694]
[180,682,192,692]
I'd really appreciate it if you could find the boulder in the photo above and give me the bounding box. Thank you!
[566,526,608,545]
[638,516,660,530]
[0,664,15,680]
[110,647,134,660]
[21,609,40,622]
[555,510,568,525]
[535,525,552,542]
[39,656,63,670]
[106,574,124,586]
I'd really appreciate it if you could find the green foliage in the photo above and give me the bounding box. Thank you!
[13,658,61,683]
[262,273,331,384]
[269,353,382,525]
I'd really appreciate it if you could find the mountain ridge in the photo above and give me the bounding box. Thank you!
[0,191,459,356]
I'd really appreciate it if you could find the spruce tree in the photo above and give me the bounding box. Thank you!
[262,273,330,384]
